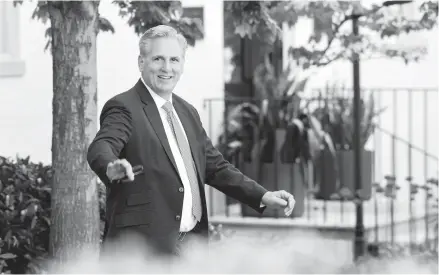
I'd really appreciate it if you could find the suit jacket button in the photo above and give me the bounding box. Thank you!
[179,187,184,192]
[175,215,181,221]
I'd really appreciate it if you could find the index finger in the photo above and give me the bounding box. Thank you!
[288,197,295,209]
[281,190,294,200]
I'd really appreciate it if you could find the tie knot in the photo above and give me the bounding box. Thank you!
[162,101,173,114]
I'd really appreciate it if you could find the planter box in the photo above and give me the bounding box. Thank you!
[240,129,306,218]
[314,150,374,201]
[240,161,306,218]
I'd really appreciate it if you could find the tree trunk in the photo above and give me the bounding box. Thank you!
[48,1,100,268]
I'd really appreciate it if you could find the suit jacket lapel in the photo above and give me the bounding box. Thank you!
[135,80,179,176]
[173,99,203,184]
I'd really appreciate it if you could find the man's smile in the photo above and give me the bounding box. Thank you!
[158,75,173,79]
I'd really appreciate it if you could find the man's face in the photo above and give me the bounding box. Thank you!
[138,37,185,97]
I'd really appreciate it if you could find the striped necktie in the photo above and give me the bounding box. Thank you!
[162,101,202,221]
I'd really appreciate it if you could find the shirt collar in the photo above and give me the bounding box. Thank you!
[140,76,173,109]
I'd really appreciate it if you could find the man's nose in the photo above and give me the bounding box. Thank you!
[161,60,171,72]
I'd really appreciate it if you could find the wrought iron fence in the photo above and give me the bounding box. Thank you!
[203,87,438,252]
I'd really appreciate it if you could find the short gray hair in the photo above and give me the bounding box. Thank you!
[139,25,188,56]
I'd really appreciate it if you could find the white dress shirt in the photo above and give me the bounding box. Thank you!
[140,78,198,232]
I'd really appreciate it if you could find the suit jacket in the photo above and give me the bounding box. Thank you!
[87,79,268,254]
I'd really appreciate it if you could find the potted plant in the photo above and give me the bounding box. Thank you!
[216,58,335,217]
[311,85,386,201]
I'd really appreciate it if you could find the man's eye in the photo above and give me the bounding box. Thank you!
[171,58,179,62]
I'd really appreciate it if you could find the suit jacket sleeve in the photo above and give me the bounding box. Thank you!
[190,107,268,213]
[87,98,133,186]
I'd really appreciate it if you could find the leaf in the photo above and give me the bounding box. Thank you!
[42,216,51,226]
[3,185,14,195]
[234,24,254,38]
[31,216,38,229]
[24,203,38,217]
[31,1,50,24]
[113,1,204,46]
[0,253,16,260]
[4,230,12,243]
[25,198,41,207]
[290,76,310,96]
[98,16,115,34]
[269,1,299,27]
[12,236,18,248]
[13,0,24,7]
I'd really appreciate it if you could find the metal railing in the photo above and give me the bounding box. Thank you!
[203,87,438,251]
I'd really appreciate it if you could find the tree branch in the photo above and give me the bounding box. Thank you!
[310,4,386,67]
[315,52,345,67]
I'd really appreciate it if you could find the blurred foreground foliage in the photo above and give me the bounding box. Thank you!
[340,243,438,273]
[210,224,438,274]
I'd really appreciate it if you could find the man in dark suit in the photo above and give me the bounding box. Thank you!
[87,25,295,257]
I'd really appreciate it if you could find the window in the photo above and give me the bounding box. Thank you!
[0,1,25,77]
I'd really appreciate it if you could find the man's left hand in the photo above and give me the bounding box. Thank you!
[261,190,295,216]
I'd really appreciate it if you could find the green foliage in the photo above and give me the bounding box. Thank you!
[14,1,115,51]
[310,85,386,149]
[253,59,309,129]
[114,1,203,46]
[0,156,52,273]
[224,1,281,47]
[216,61,334,167]
[0,156,106,274]
[14,0,204,51]
[217,60,305,161]
[365,1,438,35]
[225,1,438,68]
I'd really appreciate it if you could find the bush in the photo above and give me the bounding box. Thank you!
[0,156,106,274]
